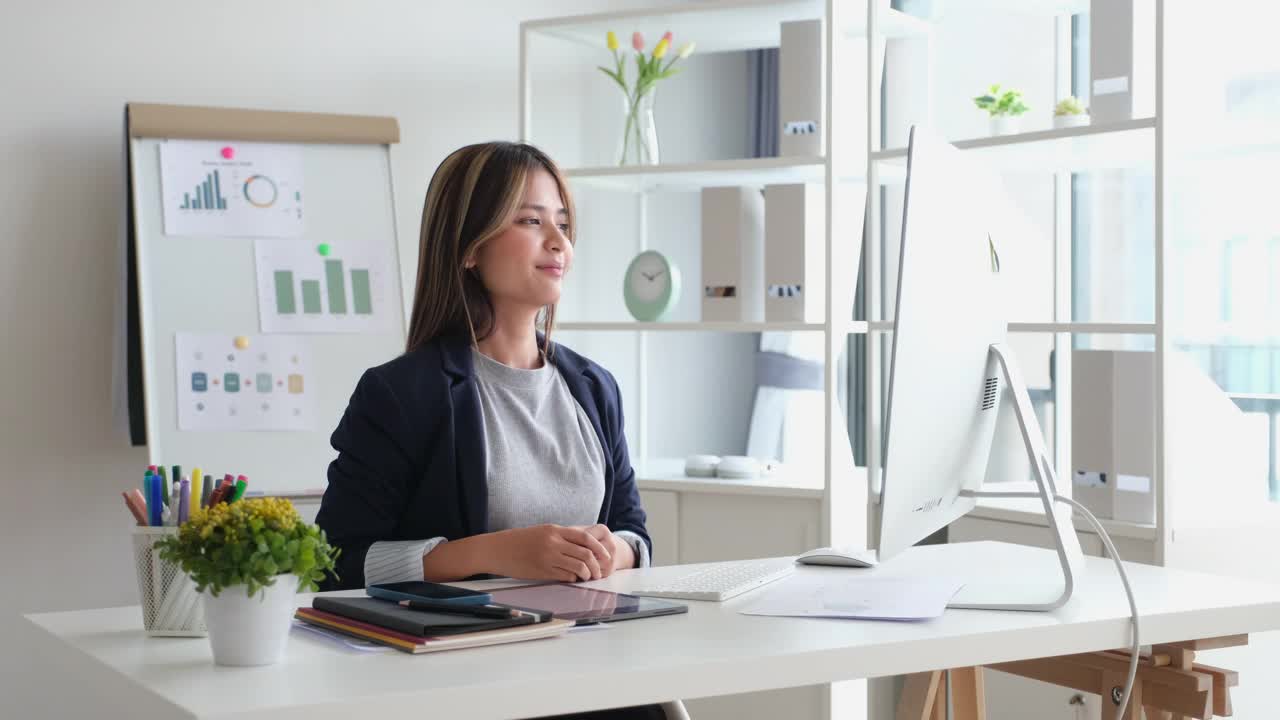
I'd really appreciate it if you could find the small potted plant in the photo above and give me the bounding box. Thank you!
[1053,96,1090,129]
[157,497,338,666]
[973,84,1029,136]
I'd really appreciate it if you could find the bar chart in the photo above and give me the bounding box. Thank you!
[256,241,395,334]
[272,259,374,318]
[161,140,304,238]
[178,170,228,210]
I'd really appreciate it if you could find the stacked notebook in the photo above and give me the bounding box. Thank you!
[295,597,574,654]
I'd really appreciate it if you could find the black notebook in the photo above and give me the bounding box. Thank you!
[312,597,540,637]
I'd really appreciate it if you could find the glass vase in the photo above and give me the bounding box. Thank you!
[617,88,660,166]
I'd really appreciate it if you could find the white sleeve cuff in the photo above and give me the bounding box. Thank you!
[614,530,651,569]
[363,537,448,586]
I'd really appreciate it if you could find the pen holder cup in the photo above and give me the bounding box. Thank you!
[132,527,207,637]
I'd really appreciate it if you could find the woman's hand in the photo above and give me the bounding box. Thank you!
[489,524,614,582]
[579,524,635,572]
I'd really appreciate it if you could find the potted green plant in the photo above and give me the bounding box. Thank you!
[1053,96,1090,129]
[973,84,1029,136]
[157,497,338,666]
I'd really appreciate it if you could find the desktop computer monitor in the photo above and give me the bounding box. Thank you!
[876,127,1084,611]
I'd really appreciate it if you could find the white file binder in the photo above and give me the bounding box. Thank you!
[701,187,765,322]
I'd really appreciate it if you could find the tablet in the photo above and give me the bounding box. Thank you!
[487,583,687,624]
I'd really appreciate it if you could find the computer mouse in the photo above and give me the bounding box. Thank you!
[795,547,878,568]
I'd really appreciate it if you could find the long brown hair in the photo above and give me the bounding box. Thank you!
[405,142,576,355]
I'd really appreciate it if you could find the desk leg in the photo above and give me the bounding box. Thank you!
[896,668,985,720]
[897,671,943,720]
[950,667,986,720]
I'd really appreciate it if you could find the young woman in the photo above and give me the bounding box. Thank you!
[317,142,680,720]
[317,141,651,591]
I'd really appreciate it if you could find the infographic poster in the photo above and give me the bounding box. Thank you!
[174,333,314,431]
[160,140,304,238]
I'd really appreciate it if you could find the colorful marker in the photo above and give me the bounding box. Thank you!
[229,476,248,503]
[157,467,169,506]
[179,478,191,525]
[168,480,181,526]
[122,491,148,526]
[142,471,153,524]
[148,473,164,527]
[190,468,203,512]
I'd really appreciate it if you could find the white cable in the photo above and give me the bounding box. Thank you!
[962,490,1140,720]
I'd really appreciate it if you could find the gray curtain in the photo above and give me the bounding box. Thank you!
[746,49,779,159]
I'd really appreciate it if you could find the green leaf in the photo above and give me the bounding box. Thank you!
[597,67,628,94]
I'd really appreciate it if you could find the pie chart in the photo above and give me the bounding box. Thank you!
[243,175,279,208]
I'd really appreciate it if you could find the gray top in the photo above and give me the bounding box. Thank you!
[363,349,650,586]
[472,348,606,531]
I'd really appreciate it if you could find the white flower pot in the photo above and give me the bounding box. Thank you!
[1053,114,1091,129]
[201,574,299,666]
[989,116,1020,136]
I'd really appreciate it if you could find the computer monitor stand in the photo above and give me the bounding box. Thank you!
[949,342,1086,612]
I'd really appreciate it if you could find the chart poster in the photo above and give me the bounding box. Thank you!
[160,140,304,238]
[254,240,398,334]
[174,333,314,431]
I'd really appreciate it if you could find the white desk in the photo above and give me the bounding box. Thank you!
[21,542,1280,720]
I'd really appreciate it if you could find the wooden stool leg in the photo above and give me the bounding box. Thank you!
[951,667,986,720]
[897,671,944,720]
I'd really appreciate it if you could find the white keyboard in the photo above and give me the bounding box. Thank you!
[630,558,796,602]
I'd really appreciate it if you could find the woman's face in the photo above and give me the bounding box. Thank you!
[469,167,572,313]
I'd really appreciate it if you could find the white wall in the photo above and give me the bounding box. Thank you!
[0,0,666,712]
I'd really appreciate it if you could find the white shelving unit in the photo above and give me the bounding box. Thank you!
[864,4,1280,717]
[520,0,880,523]
[862,0,1279,562]
[857,320,1158,335]
[870,116,1157,172]
[636,457,825,500]
[558,320,825,332]
[860,3,1170,551]
[522,2,1277,719]
[564,156,830,191]
[521,3,876,719]
[520,0,929,56]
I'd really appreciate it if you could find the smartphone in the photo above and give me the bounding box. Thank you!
[366,581,493,606]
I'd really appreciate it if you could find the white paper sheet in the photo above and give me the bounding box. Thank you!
[160,140,304,238]
[254,240,397,334]
[739,575,964,621]
[292,620,394,653]
[174,333,315,431]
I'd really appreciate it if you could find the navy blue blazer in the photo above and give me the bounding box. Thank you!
[315,334,650,590]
